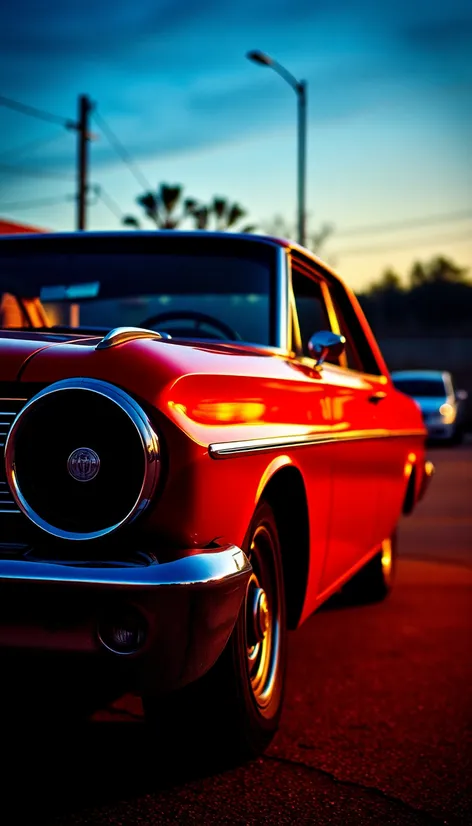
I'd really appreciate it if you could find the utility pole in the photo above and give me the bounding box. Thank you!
[297,80,307,248]
[76,94,92,230]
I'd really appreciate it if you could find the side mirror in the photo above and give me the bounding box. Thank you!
[457,389,468,401]
[307,330,346,366]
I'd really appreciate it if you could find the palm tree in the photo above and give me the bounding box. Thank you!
[202,197,256,232]
[123,185,255,232]
[123,184,198,229]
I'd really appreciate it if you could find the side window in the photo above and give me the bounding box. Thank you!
[291,257,383,375]
[327,281,381,375]
[328,294,365,372]
[291,268,332,358]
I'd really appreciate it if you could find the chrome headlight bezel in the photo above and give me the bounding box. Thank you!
[4,378,160,541]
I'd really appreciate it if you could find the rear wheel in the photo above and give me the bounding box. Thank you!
[142,500,287,767]
[341,532,397,605]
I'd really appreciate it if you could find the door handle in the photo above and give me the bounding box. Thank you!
[368,391,387,404]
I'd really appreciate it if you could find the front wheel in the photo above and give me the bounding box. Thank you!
[143,500,287,767]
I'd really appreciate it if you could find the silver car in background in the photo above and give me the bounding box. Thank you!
[391,369,468,444]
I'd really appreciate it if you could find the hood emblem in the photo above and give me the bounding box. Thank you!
[67,447,100,482]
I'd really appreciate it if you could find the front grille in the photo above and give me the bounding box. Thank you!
[0,396,27,513]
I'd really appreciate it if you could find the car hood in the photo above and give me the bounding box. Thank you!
[0,329,425,452]
[0,331,316,447]
[0,329,102,381]
[0,330,273,382]
[0,330,291,412]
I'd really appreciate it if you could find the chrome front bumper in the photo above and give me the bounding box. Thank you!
[0,545,251,695]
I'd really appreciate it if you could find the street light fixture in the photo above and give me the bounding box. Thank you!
[247,50,307,247]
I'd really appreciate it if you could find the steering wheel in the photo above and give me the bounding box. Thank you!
[139,310,242,341]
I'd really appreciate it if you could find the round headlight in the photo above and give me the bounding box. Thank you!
[4,378,160,540]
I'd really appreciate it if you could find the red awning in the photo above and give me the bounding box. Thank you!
[0,218,47,234]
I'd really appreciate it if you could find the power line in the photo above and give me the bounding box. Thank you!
[1,184,123,224]
[334,229,472,258]
[93,109,153,192]
[0,162,74,181]
[93,185,126,222]
[0,131,69,162]
[0,94,74,128]
[333,209,472,238]
[0,194,74,211]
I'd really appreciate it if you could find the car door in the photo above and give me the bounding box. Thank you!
[284,261,342,619]
[290,256,382,596]
[319,272,397,592]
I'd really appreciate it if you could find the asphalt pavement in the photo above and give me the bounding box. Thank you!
[3,441,472,826]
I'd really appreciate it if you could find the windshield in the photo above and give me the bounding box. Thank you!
[0,240,275,345]
[393,378,446,398]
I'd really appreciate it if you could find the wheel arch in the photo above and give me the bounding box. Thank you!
[259,465,310,630]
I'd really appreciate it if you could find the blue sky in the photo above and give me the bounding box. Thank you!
[0,0,471,290]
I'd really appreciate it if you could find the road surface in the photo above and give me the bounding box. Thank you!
[4,442,472,825]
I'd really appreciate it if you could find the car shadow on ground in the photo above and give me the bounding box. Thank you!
[3,717,225,825]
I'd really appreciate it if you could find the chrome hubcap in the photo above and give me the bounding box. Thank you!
[245,524,281,713]
[247,579,270,646]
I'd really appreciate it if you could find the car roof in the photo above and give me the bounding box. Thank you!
[0,228,338,275]
[391,370,449,381]
[0,229,354,295]
[0,229,289,248]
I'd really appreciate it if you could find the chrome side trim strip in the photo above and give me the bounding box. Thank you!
[209,428,426,458]
[96,326,171,350]
[0,545,250,587]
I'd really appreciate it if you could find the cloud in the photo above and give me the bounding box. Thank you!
[0,0,221,58]
[403,15,472,52]
[2,0,471,176]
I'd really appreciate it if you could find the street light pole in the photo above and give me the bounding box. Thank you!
[247,51,307,247]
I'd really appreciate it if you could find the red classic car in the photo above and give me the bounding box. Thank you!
[0,231,433,762]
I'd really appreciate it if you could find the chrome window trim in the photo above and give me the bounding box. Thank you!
[275,246,290,351]
[4,378,160,540]
[209,428,426,459]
